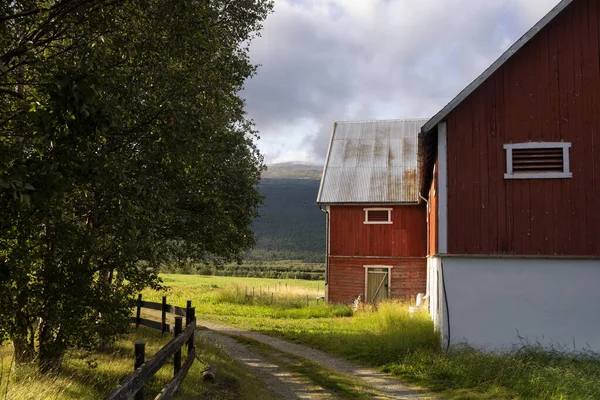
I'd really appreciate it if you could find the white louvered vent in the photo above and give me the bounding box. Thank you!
[512,148,563,172]
[364,208,392,224]
[504,142,572,179]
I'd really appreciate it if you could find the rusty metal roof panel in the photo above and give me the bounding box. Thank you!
[317,119,428,204]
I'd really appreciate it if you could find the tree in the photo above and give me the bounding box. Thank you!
[0,0,272,371]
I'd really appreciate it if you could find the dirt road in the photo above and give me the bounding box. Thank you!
[196,320,437,400]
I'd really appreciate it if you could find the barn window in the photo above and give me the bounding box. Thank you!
[364,208,392,224]
[504,142,572,179]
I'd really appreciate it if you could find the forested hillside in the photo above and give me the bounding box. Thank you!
[246,164,325,262]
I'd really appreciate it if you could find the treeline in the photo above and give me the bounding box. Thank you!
[244,249,324,264]
[161,261,325,280]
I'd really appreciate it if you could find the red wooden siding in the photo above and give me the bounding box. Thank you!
[428,162,438,256]
[329,205,426,257]
[446,0,600,256]
[327,257,426,304]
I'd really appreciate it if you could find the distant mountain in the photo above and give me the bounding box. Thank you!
[247,163,325,263]
[261,162,323,180]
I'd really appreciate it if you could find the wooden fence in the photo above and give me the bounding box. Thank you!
[106,295,196,400]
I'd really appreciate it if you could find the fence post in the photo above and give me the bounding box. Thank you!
[174,316,182,374]
[161,296,167,335]
[136,294,142,329]
[187,307,195,355]
[134,341,146,400]
[185,300,192,326]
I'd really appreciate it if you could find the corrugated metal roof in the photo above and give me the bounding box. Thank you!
[317,119,428,204]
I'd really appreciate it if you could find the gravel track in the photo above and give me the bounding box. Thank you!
[197,330,334,399]
[197,320,437,400]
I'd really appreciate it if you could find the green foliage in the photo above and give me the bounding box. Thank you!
[247,179,326,263]
[0,0,272,370]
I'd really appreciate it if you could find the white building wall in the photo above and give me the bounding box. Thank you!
[440,257,600,352]
[427,256,448,348]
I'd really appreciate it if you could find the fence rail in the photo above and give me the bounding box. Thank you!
[135,300,187,316]
[106,295,196,400]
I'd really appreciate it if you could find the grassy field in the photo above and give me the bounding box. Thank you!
[144,274,600,400]
[2,274,598,399]
[141,274,345,322]
[0,325,275,400]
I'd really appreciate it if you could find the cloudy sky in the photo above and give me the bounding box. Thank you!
[241,0,561,165]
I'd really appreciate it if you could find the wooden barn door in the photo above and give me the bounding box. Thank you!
[366,267,390,303]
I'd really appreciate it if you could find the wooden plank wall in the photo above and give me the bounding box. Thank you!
[327,257,426,304]
[446,0,600,256]
[329,205,426,257]
[428,161,438,255]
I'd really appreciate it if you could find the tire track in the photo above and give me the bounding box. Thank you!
[198,320,437,400]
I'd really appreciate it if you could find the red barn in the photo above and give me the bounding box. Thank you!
[421,0,600,351]
[317,120,428,304]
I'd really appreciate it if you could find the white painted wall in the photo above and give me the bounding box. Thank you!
[427,256,448,348]
[439,257,600,352]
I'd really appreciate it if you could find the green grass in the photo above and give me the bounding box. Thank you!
[383,346,600,400]
[0,326,275,400]
[142,274,348,323]
[145,274,600,400]
[7,274,596,399]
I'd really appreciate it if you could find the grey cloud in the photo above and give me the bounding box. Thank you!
[243,0,560,164]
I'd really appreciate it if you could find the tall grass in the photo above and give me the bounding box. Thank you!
[343,302,440,364]
[0,326,276,400]
[212,284,351,318]
[385,346,600,400]
[0,328,176,399]
[142,275,350,322]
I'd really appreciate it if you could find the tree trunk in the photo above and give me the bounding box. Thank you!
[115,269,124,288]
[38,319,65,372]
[98,266,114,350]
[13,337,35,364]
[39,349,65,373]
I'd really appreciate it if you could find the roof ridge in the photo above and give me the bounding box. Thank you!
[335,118,429,124]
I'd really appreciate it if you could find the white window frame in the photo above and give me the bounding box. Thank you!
[363,265,393,302]
[363,208,393,224]
[504,142,572,179]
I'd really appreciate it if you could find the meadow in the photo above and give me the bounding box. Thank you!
[0,325,274,400]
[144,274,600,400]
[2,274,599,399]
